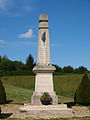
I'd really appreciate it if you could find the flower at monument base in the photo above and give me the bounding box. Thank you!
[40,92,52,105]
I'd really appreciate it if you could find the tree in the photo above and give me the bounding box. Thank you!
[63,66,74,73]
[0,56,14,71]
[0,56,1,62]
[53,64,62,72]
[74,73,90,105]
[26,54,36,71]
[74,66,88,74]
[13,61,25,71]
[0,56,25,71]
[0,79,6,104]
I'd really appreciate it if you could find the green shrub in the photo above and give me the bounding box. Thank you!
[74,73,90,105]
[40,92,52,105]
[0,107,1,114]
[0,79,6,104]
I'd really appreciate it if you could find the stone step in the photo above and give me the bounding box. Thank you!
[19,104,72,112]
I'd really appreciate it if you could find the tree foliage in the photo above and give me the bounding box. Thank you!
[74,66,88,74]
[0,56,14,71]
[0,56,1,62]
[0,54,36,72]
[63,66,74,73]
[53,64,62,72]
[53,65,88,74]
[13,61,25,71]
[74,73,90,105]
[26,54,36,71]
[0,54,89,76]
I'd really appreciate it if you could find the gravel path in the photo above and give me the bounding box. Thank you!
[73,106,90,118]
[0,104,90,119]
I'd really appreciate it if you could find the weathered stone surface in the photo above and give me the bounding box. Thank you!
[31,14,58,105]
[33,64,56,73]
[31,91,58,105]
[19,104,73,118]
[38,15,50,65]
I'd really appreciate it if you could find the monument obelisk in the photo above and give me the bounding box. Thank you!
[31,15,58,105]
[20,15,73,117]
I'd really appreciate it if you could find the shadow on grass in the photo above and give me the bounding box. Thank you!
[65,102,76,108]
[0,100,13,105]
[58,101,76,108]
[0,113,13,119]
[6,100,13,104]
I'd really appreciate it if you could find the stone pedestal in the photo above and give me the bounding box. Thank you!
[31,65,58,105]
[19,104,73,118]
[31,92,58,105]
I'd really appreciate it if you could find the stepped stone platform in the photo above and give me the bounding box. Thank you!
[19,104,73,118]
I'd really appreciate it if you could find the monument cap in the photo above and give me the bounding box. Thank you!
[39,14,48,22]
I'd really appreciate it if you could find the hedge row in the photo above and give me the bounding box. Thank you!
[0,70,35,76]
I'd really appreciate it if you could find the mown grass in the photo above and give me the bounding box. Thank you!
[5,85,33,104]
[2,76,35,90]
[54,74,83,98]
[1,74,90,104]
[1,76,34,104]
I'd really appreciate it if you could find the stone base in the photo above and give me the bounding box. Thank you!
[19,104,73,118]
[31,92,58,105]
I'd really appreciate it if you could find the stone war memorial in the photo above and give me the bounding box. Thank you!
[31,14,58,105]
[20,14,73,116]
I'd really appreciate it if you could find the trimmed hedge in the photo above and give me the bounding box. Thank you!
[74,74,90,105]
[0,79,6,104]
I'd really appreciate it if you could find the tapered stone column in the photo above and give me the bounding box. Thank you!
[20,15,73,117]
[31,15,58,105]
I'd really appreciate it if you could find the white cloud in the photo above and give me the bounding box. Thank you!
[18,29,35,38]
[0,40,6,44]
[0,0,7,10]
[0,0,12,11]
[22,6,33,12]
[0,0,34,15]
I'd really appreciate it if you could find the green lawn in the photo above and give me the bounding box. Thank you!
[5,85,33,104]
[1,74,90,104]
[0,74,90,120]
[1,76,35,104]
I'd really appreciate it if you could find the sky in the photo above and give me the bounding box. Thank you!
[0,0,90,69]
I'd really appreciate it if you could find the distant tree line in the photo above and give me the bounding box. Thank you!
[0,54,36,76]
[53,64,88,74]
[0,54,89,76]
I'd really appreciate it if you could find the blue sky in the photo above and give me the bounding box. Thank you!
[0,0,90,69]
